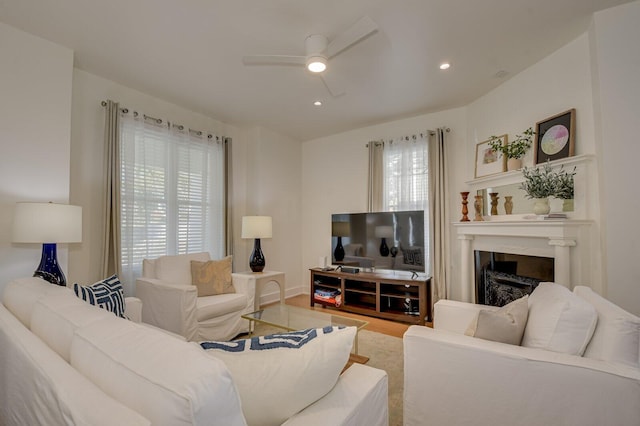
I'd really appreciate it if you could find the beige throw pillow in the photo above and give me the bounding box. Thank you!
[190,256,235,297]
[465,295,529,345]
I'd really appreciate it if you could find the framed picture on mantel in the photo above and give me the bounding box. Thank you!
[534,109,576,164]
[475,135,507,178]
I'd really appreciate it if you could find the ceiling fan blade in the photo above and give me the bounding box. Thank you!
[326,15,378,59]
[320,72,346,98]
[242,55,306,66]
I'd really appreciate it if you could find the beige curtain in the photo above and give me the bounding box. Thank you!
[224,137,234,257]
[101,100,122,279]
[367,141,384,212]
[428,128,449,303]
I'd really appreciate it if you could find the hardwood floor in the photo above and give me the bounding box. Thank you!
[282,294,416,339]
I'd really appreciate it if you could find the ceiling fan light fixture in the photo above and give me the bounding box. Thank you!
[306,56,327,73]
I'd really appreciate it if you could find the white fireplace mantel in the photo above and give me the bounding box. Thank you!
[454,220,593,303]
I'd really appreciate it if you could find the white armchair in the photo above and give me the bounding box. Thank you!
[135,252,255,342]
[403,287,640,426]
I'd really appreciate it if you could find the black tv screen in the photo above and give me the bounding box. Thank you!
[331,210,426,272]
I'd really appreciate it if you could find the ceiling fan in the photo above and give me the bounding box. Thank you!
[242,16,379,97]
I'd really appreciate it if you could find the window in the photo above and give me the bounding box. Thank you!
[119,114,225,285]
[381,134,430,273]
[383,135,428,212]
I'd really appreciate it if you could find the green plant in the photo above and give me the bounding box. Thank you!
[553,165,577,199]
[519,161,577,199]
[519,161,557,199]
[488,127,535,160]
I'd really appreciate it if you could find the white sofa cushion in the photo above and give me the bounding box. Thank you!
[31,293,114,362]
[465,295,529,345]
[70,318,246,426]
[201,326,356,426]
[522,282,597,355]
[0,304,150,426]
[2,277,69,328]
[196,293,248,321]
[155,252,211,286]
[574,286,640,368]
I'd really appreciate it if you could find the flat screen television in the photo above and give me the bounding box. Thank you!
[331,210,426,272]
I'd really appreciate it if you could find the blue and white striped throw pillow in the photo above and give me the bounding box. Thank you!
[74,275,126,318]
[200,326,356,426]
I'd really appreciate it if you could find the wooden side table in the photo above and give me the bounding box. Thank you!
[235,270,285,310]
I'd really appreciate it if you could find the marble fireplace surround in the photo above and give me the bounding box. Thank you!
[454,220,593,303]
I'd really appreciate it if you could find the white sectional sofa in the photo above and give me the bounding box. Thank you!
[403,284,640,426]
[0,277,389,426]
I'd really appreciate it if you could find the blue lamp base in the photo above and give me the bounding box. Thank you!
[33,243,67,286]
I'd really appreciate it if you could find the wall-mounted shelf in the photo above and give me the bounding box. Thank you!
[465,154,596,188]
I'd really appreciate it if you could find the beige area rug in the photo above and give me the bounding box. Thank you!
[358,329,403,426]
[251,324,404,426]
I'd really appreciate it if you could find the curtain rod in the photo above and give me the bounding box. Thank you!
[366,127,451,147]
[101,100,219,140]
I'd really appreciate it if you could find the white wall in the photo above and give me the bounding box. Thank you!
[590,1,640,315]
[301,108,467,297]
[0,23,74,294]
[238,126,303,302]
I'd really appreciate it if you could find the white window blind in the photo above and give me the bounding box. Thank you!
[119,114,225,286]
[383,135,428,212]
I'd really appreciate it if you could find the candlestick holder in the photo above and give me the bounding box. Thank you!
[474,195,484,221]
[489,192,499,216]
[460,192,470,222]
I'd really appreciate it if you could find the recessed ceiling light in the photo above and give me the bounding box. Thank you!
[439,63,450,70]
[313,101,322,106]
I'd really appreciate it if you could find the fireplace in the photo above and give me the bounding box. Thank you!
[454,220,592,303]
[475,251,554,306]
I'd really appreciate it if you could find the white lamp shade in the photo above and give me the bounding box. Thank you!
[13,202,82,243]
[375,225,394,239]
[331,221,351,237]
[241,216,272,239]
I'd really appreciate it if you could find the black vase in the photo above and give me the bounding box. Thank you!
[334,236,345,262]
[379,238,390,257]
[249,238,266,272]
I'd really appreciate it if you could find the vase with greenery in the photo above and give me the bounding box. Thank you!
[519,161,556,215]
[553,165,577,212]
[488,127,535,171]
[520,161,577,215]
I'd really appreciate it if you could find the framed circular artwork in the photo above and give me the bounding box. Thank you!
[534,109,576,164]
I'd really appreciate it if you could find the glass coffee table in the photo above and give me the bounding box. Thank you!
[242,304,368,356]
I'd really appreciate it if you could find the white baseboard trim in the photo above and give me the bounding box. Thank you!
[258,285,306,306]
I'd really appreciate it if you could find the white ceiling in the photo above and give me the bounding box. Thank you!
[0,0,631,141]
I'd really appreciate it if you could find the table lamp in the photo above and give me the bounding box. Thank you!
[241,216,272,272]
[12,202,82,286]
[331,221,350,262]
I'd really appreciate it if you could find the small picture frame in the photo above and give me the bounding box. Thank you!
[475,135,507,178]
[534,109,576,164]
